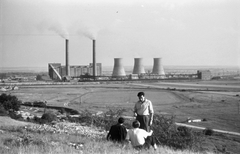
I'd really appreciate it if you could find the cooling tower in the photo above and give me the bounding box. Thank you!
[112,58,126,77]
[65,39,70,76]
[93,39,96,78]
[132,58,145,74]
[152,58,165,75]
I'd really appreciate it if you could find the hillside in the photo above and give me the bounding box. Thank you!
[0,116,35,127]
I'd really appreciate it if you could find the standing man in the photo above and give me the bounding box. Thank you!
[134,92,154,132]
[107,117,128,143]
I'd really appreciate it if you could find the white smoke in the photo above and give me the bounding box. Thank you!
[49,21,69,40]
[76,21,100,40]
[36,19,70,39]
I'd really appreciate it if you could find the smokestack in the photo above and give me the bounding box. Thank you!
[152,58,165,75]
[112,58,126,77]
[65,39,70,76]
[93,39,96,79]
[132,58,145,74]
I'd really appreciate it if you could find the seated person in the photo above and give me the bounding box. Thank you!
[126,120,157,150]
[107,117,127,143]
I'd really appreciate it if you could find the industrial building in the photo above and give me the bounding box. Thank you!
[48,63,102,80]
[197,70,212,80]
[112,57,166,79]
[47,36,101,81]
[48,57,166,81]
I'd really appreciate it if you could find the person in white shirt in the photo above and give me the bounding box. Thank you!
[126,120,157,150]
[134,92,154,132]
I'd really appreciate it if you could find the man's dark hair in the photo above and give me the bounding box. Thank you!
[137,92,145,97]
[132,120,140,128]
[118,117,125,124]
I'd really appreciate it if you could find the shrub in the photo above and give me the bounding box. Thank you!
[32,116,42,123]
[203,128,214,136]
[0,93,21,112]
[8,111,23,120]
[36,74,43,80]
[151,114,203,151]
[41,112,57,124]
[32,101,46,107]
[23,102,33,106]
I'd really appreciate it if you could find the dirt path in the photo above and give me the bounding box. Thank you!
[176,122,240,136]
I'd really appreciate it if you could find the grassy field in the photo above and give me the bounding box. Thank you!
[0,124,212,154]
[1,79,240,153]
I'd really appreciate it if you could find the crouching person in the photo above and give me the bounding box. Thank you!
[107,117,127,143]
[126,120,157,151]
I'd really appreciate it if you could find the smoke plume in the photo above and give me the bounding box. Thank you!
[77,22,100,40]
[49,21,69,39]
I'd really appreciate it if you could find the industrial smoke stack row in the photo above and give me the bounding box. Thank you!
[64,39,97,78]
[112,58,165,77]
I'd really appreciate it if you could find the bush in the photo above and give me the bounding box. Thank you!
[32,101,46,107]
[0,93,21,112]
[203,128,214,136]
[9,111,23,120]
[41,112,57,124]
[23,102,33,106]
[151,114,203,151]
[29,116,42,124]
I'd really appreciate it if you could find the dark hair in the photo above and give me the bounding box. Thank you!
[118,117,125,124]
[132,120,140,128]
[137,92,145,97]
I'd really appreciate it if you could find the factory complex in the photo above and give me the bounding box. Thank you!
[47,38,212,82]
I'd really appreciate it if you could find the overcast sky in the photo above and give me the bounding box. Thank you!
[0,0,239,69]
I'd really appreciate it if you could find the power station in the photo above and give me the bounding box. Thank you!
[48,39,102,81]
[48,37,204,81]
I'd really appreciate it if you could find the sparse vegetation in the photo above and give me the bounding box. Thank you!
[68,108,130,131]
[0,108,210,154]
[151,115,203,151]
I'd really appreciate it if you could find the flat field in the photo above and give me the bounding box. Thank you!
[3,80,240,133]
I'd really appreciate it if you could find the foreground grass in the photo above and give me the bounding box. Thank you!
[0,125,214,154]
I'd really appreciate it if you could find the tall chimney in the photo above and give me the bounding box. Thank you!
[93,39,96,79]
[65,39,70,76]
[152,58,165,75]
[112,58,126,77]
[132,58,145,74]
